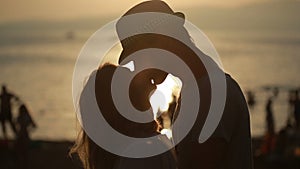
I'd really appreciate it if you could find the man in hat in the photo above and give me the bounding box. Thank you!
[115,1,253,169]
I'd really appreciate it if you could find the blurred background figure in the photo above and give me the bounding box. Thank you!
[285,89,300,129]
[292,90,300,129]
[287,90,296,127]
[15,104,37,169]
[260,88,279,155]
[0,85,19,139]
[265,95,275,135]
[246,90,256,109]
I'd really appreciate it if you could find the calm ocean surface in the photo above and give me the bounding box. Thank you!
[0,24,299,140]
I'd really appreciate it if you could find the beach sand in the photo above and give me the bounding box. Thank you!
[0,138,298,169]
[0,139,82,169]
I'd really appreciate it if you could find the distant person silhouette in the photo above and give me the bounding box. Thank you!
[16,104,36,140]
[265,88,278,134]
[260,90,278,155]
[293,90,300,129]
[15,104,37,169]
[246,90,256,109]
[287,90,296,126]
[266,96,275,134]
[0,85,18,139]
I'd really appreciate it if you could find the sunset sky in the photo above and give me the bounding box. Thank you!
[0,0,274,22]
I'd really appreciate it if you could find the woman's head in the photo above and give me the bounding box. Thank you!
[94,64,160,137]
[19,104,27,114]
[72,63,161,169]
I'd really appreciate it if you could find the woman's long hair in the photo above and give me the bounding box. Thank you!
[70,64,160,169]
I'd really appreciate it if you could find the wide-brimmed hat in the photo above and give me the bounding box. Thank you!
[121,0,184,18]
[116,0,185,64]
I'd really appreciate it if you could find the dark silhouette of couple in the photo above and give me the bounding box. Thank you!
[0,85,36,140]
[71,1,253,169]
[0,85,36,169]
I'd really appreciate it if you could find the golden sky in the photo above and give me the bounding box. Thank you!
[0,0,272,22]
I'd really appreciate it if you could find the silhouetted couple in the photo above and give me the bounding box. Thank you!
[0,85,36,139]
[71,1,253,169]
[0,85,36,169]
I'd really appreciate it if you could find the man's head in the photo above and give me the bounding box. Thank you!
[116,0,185,64]
[115,1,185,112]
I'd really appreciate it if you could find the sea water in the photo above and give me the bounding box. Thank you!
[0,23,299,140]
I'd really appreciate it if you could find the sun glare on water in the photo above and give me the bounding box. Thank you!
[122,61,181,140]
[150,74,182,119]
